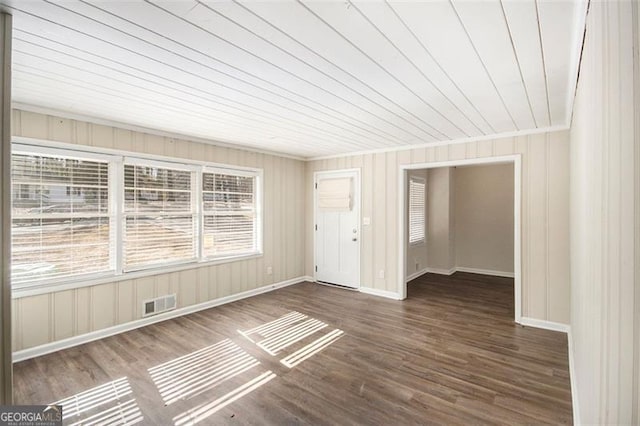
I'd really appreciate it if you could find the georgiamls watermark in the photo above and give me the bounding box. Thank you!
[0,405,62,426]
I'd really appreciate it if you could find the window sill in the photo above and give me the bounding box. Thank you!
[12,252,264,299]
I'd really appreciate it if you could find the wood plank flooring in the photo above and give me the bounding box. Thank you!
[13,272,572,425]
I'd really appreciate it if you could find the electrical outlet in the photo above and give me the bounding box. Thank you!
[266,266,273,275]
[378,269,385,279]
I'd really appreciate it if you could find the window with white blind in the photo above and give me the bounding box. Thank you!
[11,149,113,284]
[11,142,263,290]
[202,171,258,258]
[123,162,197,270]
[409,176,426,245]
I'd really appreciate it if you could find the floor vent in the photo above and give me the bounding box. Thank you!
[143,294,177,317]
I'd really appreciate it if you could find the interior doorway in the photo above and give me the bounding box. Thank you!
[398,155,522,323]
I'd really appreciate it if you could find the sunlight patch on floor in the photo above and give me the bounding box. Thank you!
[173,370,276,426]
[240,311,344,367]
[280,329,344,368]
[52,377,143,425]
[239,311,332,356]
[148,339,260,405]
[238,311,308,344]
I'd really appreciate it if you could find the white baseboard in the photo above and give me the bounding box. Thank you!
[13,276,307,363]
[454,266,515,278]
[407,266,514,282]
[519,316,570,333]
[406,268,429,282]
[359,287,402,300]
[567,328,580,426]
[518,317,578,424]
[425,267,457,275]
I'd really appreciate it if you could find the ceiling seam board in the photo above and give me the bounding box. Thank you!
[142,0,425,144]
[13,2,400,152]
[226,0,441,143]
[449,0,520,131]
[383,0,496,134]
[8,0,396,152]
[498,0,538,128]
[187,0,422,143]
[10,0,580,147]
[2,0,588,159]
[534,0,553,126]
[346,0,484,136]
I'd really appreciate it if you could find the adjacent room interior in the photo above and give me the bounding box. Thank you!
[0,1,638,425]
[405,161,516,310]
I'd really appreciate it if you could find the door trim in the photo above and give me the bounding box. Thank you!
[313,168,361,289]
[397,155,522,324]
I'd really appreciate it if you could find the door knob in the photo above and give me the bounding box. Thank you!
[352,237,358,242]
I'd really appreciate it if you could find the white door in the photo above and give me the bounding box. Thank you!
[314,170,360,288]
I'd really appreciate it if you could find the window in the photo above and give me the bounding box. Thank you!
[11,143,263,289]
[123,162,196,270]
[11,150,113,284]
[202,171,258,258]
[409,176,426,245]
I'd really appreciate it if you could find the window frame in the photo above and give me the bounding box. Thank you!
[11,144,121,288]
[408,176,426,246]
[11,139,264,295]
[122,157,200,273]
[200,166,263,262]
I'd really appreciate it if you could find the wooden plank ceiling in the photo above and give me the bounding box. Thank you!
[1,0,586,158]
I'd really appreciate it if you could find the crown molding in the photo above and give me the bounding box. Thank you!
[12,103,306,161]
[308,125,569,161]
[13,104,573,163]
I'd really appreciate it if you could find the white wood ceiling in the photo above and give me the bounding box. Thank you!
[2,0,586,158]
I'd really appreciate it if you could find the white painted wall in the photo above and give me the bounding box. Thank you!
[426,167,456,273]
[306,130,570,324]
[455,164,514,275]
[11,110,307,353]
[569,0,639,423]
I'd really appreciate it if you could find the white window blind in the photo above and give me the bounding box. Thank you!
[11,152,112,284]
[124,163,196,270]
[409,177,426,245]
[11,143,263,289]
[202,171,257,258]
[317,177,352,211]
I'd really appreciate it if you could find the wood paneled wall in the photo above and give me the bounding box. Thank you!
[569,1,639,423]
[11,110,306,352]
[306,131,570,324]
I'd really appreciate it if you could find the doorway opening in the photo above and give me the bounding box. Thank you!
[398,155,522,323]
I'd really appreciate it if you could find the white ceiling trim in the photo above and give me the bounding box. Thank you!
[12,102,306,161]
[308,124,569,161]
[14,103,571,163]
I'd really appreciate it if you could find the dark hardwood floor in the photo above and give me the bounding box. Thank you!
[14,272,572,425]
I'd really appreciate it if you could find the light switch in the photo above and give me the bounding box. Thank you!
[363,217,371,226]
